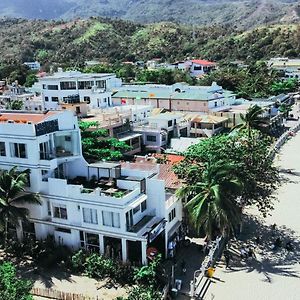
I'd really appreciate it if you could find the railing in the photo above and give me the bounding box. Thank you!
[31,287,97,300]
[190,236,225,299]
[269,120,300,159]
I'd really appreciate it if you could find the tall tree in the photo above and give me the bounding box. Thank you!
[0,167,40,247]
[79,121,131,162]
[232,105,266,138]
[176,161,242,239]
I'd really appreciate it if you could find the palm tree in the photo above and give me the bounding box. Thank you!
[0,167,40,247]
[232,105,266,138]
[176,161,242,240]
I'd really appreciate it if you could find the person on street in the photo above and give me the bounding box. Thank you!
[224,250,231,269]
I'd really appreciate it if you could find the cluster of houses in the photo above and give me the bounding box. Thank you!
[0,67,294,265]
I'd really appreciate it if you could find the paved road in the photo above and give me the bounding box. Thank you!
[206,132,300,300]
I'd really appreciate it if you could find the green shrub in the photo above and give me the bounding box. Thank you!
[0,262,33,300]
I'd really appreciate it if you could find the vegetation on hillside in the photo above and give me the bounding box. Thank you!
[1,18,300,70]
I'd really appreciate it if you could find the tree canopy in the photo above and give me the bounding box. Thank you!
[79,121,131,162]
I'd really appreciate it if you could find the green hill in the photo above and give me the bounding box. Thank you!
[0,18,300,68]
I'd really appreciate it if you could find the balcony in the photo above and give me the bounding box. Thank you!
[46,176,144,207]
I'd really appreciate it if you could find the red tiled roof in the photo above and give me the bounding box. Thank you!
[158,164,182,189]
[0,111,58,124]
[191,59,216,66]
[154,154,184,165]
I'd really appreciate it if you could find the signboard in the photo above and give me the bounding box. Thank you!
[148,220,166,243]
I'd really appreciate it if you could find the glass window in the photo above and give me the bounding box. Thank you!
[146,135,157,142]
[168,120,173,127]
[52,97,59,102]
[133,205,140,214]
[53,204,68,219]
[102,211,120,228]
[11,143,27,158]
[60,81,76,90]
[0,142,6,156]
[45,96,49,102]
[78,81,93,90]
[96,80,106,89]
[168,208,176,222]
[141,200,147,212]
[47,85,58,90]
[83,208,98,224]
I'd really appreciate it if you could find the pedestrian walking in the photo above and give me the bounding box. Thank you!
[224,250,231,269]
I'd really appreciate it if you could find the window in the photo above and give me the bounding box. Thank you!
[42,170,49,182]
[47,85,58,90]
[47,201,51,216]
[45,96,49,102]
[96,80,106,89]
[146,135,157,142]
[0,142,6,156]
[141,200,147,212]
[52,97,59,102]
[78,81,93,90]
[168,120,173,127]
[39,142,49,160]
[168,208,176,222]
[102,211,120,228]
[55,227,71,233]
[83,208,98,224]
[194,66,202,71]
[53,204,68,219]
[133,205,140,214]
[60,81,76,90]
[42,84,46,89]
[104,98,107,103]
[11,143,27,158]
[214,101,217,107]
[80,231,100,252]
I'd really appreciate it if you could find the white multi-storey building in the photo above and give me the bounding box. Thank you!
[39,69,122,111]
[0,110,182,264]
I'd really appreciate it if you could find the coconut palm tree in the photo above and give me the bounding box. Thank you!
[0,167,40,247]
[176,161,242,240]
[232,104,266,138]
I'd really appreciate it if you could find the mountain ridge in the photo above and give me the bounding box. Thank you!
[0,0,299,28]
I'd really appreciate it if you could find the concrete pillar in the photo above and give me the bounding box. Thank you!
[99,234,104,255]
[121,238,127,263]
[16,219,23,242]
[141,241,147,265]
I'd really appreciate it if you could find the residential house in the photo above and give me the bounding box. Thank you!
[39,69,122,110]
[112,82,236,113]
[268,58,300,80]
[24,61,41,71]
[189,114,228,138]
[0,110,182,264]
[184,59,217,77]
[133,112,190,153]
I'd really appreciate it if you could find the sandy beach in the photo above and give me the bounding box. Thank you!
[206,132,300,300]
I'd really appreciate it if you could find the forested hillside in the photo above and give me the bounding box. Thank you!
[1,18,300,69]
[0,0,299,28]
